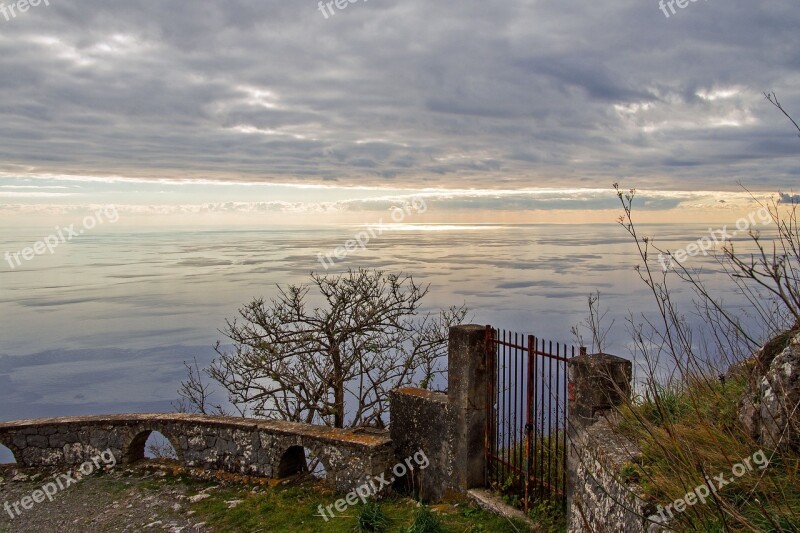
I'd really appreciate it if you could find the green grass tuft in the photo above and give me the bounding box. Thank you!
[354,500,390,532]
[406,505,443,533]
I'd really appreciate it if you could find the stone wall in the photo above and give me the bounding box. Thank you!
[389,388,456,502]
[568,417,661,533]
[389,324,488,502]
[0,324,713,531]
[566,351,663,532]
[568,352,632,431]
[0,414,393,492]
[0,325,488,501]
[568,331,800,532]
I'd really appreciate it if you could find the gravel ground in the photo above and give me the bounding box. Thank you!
[0,463,215,533]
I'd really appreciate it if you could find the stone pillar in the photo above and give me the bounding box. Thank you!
[567,351,633,531]
[448,324,489,491]
[568,352,632,430]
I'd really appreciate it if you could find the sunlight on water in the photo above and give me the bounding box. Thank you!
[356,224,510,231]
[0,223,774,420]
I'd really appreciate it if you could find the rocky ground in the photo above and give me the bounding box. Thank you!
[0,462,221,533]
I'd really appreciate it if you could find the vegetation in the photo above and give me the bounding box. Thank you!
[406,505,443,533]
[354,500,390,532]
[602,160,800,529]
[187,480,531,532]
[525,500,566,533]
[177,268,467,428]
[490,433,567,528]
[569,94,800,531]
[616,372,799,530]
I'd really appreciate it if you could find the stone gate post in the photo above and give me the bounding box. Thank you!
[568,351,632,430]
[389,324,490,501]
[567,351,636,531]
[448,324,490,491]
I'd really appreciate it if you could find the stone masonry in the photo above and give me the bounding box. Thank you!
[390,324,488,502]
[565,351,663,532]
[0,413,393,492]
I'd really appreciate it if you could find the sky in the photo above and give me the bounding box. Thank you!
[0,0,798,227]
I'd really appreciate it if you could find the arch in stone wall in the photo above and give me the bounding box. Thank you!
[0,441,17,464]
[276,445,308,478]
[275,444,330,479]
[0,414,393,493]
[126,428,184,463]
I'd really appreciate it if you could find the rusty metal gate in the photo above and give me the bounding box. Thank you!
[484,325,575,513]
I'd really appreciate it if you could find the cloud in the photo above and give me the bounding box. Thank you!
[0,0,797,192]
[0,188,775,218]
[0,191,75,198]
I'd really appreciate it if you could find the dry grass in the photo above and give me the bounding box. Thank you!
[617,371,799,531]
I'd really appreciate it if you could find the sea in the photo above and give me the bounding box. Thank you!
[0,222,768,456]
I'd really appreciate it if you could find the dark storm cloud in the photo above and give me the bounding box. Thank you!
[0,0,798,189]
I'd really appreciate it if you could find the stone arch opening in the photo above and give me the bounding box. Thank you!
[276,446,328,480]
[145,431,178,460]
[306,447,328,479]
[277,445,308,478]
[0,443,16,464]
[127,430,181,463]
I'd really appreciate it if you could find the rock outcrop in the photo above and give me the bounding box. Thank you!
[740,330,800,452]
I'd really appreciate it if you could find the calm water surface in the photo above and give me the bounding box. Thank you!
[0,224,761,426]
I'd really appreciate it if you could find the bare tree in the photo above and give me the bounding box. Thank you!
[174,357,224,416]
[179,268,468,428]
